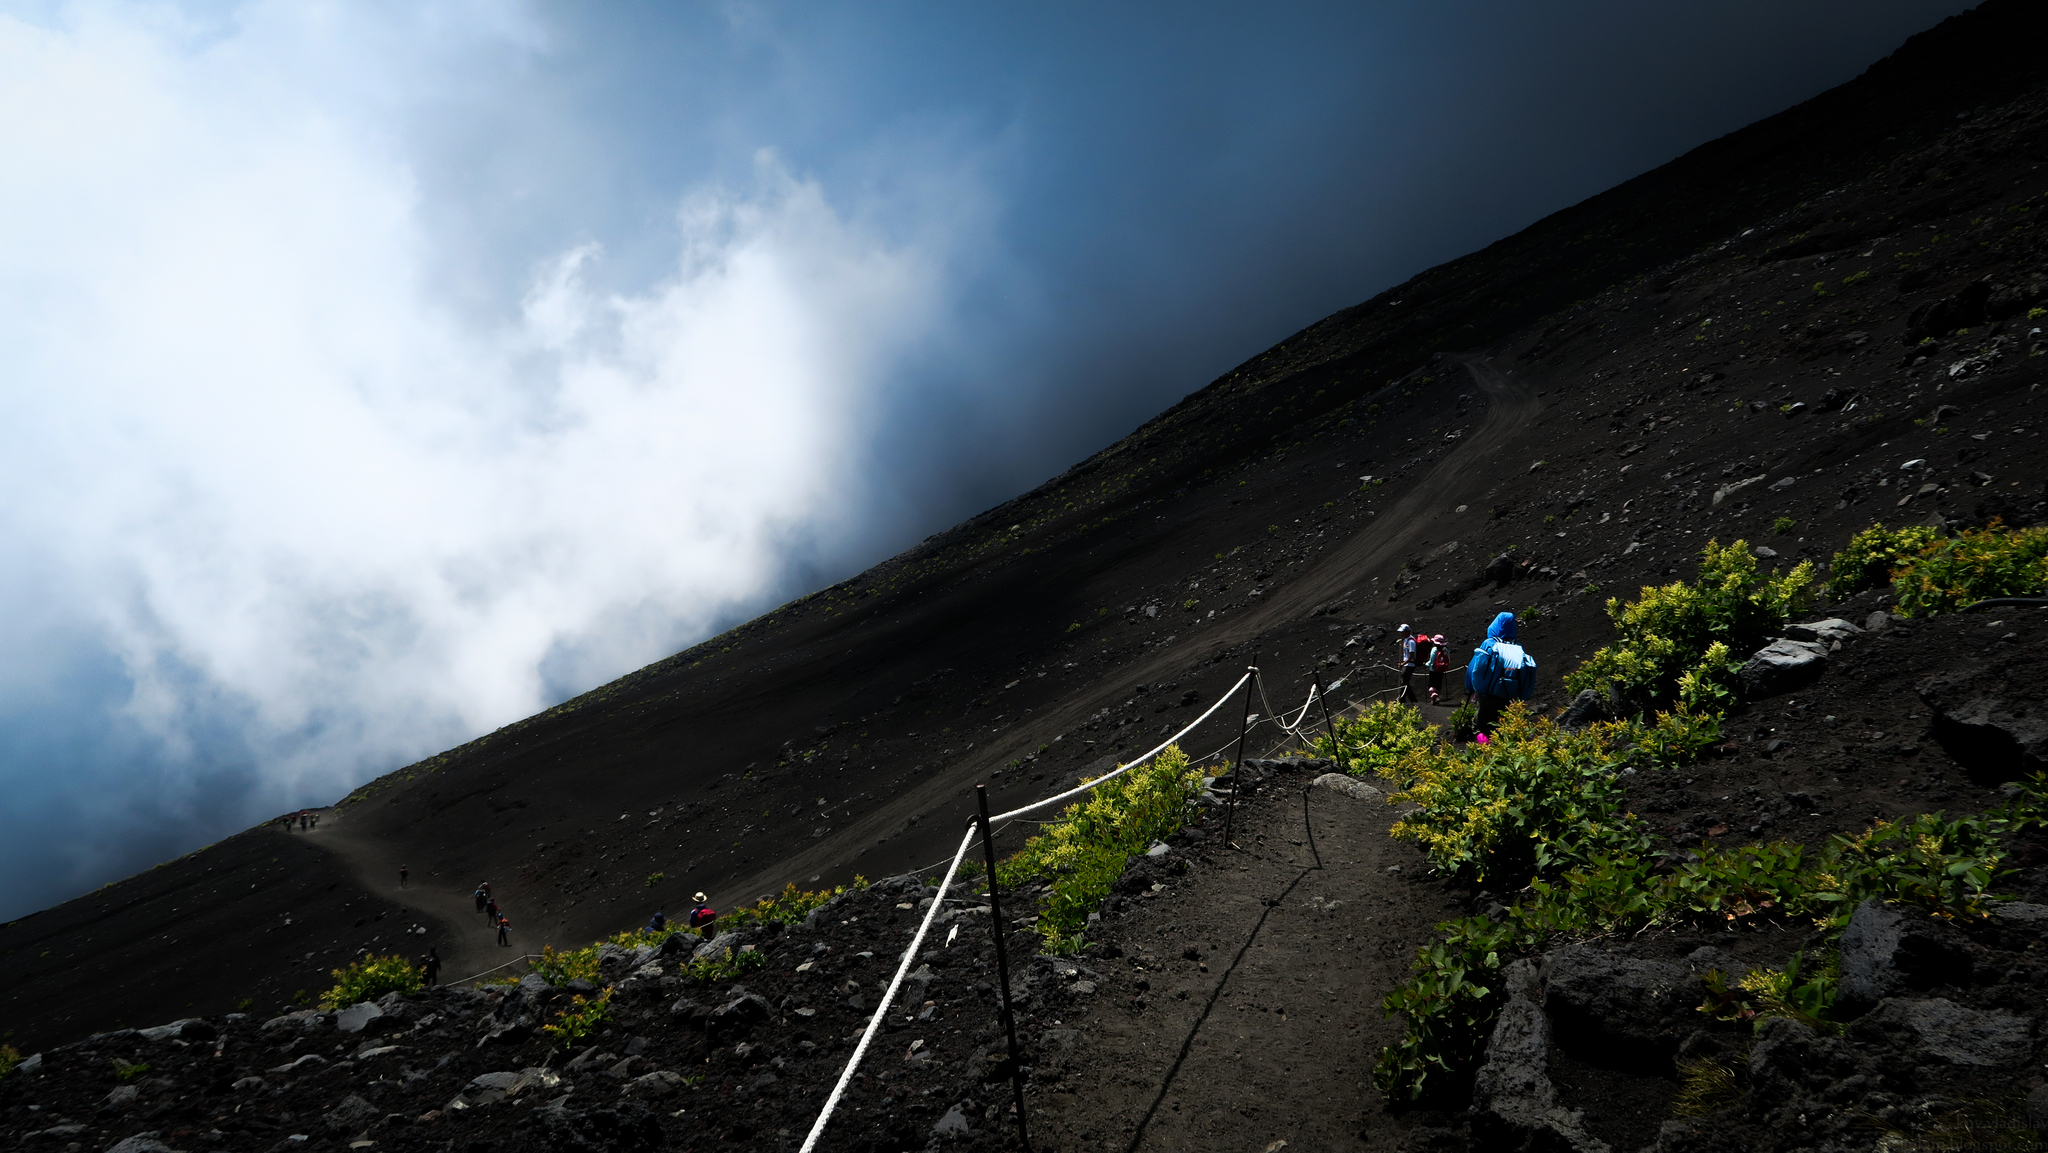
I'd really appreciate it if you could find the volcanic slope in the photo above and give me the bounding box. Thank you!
[5,0,2048,1075]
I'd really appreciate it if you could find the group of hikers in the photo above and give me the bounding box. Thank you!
[648,895,722,942]
[1396,609,1536,737]
[275,810,320,833]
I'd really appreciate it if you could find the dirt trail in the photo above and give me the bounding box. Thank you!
[310,806,508,984]
[1034,764,1459,1151]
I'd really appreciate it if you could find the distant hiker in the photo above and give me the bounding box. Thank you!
[1428,634,1450,704]
[1400,628,1435,703]
[496,915,510,946]
[486,898,499,922]
[399,864,409,887]
[1466,611,1537,738]
[646,911,667,934]
[300,814,309,831]
[688,893,718,940]
[473,886,487,913]
[423,947,441,986]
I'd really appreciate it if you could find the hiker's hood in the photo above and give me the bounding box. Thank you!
[1487,612,1517,640]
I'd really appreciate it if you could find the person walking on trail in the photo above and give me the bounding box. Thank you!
[486,898,499,923]
[422,947,441,986]
[1466,611,1537,738]
[496,915,510,946]
[399,864,409,887]
[1400,627,1435,704]
[473,885,487,913]
[688,893,718,940]
[1428,634,1451,704]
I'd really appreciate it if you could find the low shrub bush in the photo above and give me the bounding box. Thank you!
[996,745,1205,952]
[1825,522,1939,598]
[320,953,422,1009]
[542,987,613,1049]
[1312,700,1441,781]
[0,1045,20,1082]
[1889,521,2048,617]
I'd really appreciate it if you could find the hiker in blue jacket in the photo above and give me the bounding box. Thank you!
[1466,611,1536,737]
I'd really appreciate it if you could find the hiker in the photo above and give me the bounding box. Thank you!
[399,864,409,887]
[496,915,510,946]
[473,886,487,913]
[688,893,718,940]
[299,814,309,831]
[423,947,441,986]
[1399,627,1434,703]
[1428,634,1451,704]
[1466,611,1537,737]
[646,911,667,934]
[486,897,499,922]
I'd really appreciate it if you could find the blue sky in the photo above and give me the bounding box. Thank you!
[0,0,1969,919]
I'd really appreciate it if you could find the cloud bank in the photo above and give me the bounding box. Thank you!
[0,2,957,916]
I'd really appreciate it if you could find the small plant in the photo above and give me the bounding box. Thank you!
[1698,950,1840,1033]
[1840,270,1870,286]
[290,989,312,1007]
[1888,521,2048,618]
[1066,622,1082,633]
[997,745,1207,952]
[1446,700,1478,742]
[533,943,603,986]
[236,998,254,1012]
[111,1059,151,1081]
[319,953,423,1009]
[1671,1055,1743,1117]
[542,988,614,1049]
[1771,517,1796,535]
[1812,280,1831,296]
[0,1045,19,1083]
[1267,524,1281,535]
[1778,403,1795,415]
[724,881,847,930]
[685,947,768,983]
[1312,700,1440,781]
[644,871,664,888]
[1181,599,1199,611]
[1825,522,1939,598]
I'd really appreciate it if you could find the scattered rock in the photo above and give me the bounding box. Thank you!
[525,1101,666,1153]
[1917,659,2048,781]
[1541,944,1696,1062]
[1783,617,1864,645]
[323,1094,380,1133]
[1311,773,1382,801]
[621,1070,685,1099]
[104,1137,178,1153]
[1737,638,1828,699]
[1468,960,1613,1153]
[1838,899,1972,1012]
[933,1103,974,1138]
[1848,997,2032,1066]
[333,1002,384,1035]
[693,931,743,962]
[1558,688,1609,731]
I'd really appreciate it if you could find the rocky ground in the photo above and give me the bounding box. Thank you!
[9,3,2048,1151]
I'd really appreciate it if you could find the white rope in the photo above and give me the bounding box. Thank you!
[798,668,1254,1148]
[800,824,977,1153]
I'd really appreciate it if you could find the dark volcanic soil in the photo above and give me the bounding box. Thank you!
[8,2,2048,1150]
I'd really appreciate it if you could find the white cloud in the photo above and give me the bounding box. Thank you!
[0,1,949,850]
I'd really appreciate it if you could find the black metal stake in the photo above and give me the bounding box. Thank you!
[975,786,1031,1152]
[1223,654,1258,849]
[1313,670,1343,768]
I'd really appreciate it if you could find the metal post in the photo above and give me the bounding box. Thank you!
[1313,670,1343,768]
[975,786,1031,1152]
[1223,654,1258,849]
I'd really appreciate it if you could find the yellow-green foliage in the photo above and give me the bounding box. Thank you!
[1889,521,2048,617]
[111,1059,150,1081]
[0,1045,20,1082]
[532,943,603,987]
[1825,522,1939,598]
[320,953,422,1009]
[996,746,1205,952]
[1568,539,1810,711]
[724,882,847,930]
[1312,700,1441,782]
[1387,704,1651,883]
[685,946,768,983]
[541,987,612,1049]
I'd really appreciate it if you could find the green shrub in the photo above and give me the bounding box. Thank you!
[996,746,1205,952]
[1446,700,1478,742]
[111,1060,150,1081]
[724,882,847,930]
[1311,700,1441,781]
[320,953,422,1009]
[644,871,664,888]
[1567,539,1810,713]
[541,988,613,1049]
[1698,950,1839,1033]
[1387,704,1650,883]
[1889,522,2048,617]
[0,1045,19,1082]
[532,943,602,986]
[1825,522,1938,598]
[685,947,767,983]
[1772,516,1796,535]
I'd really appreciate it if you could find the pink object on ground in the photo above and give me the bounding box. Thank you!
[1474,732,1489,745]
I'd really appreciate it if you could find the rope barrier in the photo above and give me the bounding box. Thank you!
[798,669,1255,1150]
[447,953,545,987]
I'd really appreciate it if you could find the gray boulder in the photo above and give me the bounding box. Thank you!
[529,1102,665,1153]
[621,1070,685,1099]
[1746,1016,1856,1109]
[1838,899,1971,1013]
[333,1001,384,1034]
[444,1066,561,1112]
[1311,773,1382,801]
[136,1018,214,1043]
[692,930,742,962]
[933,1103,974,1139]
[1918,658,2048,781]
[1468,960,1612,1153]
[1541,944,1696,1060]
[323,1094,380,1134]
[14,1052,40,1076]
[1558,689,1609,732]
[1783,617,1864,645]
[712,992,773,1031]
[1738,638,1828,699]
[101,1084,139,1108]
[1848,997,2032,1066]
[104,1137,178,1153]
